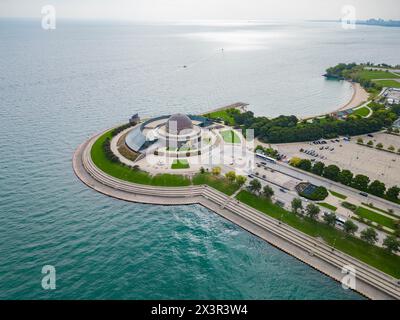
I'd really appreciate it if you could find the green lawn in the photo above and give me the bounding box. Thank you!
[318,202,338,212]
[361,202,398,218]
[358,69,400,80]
[204,109,238,126]
[355,206,396,230]
[329,190,347,200]
[352,106,370,117]
[236,190,400,278]
[91,130,191,186]
[220,130,241,144]
[373,79,400,88]
[171,159,190,169]
[192,172,240,196]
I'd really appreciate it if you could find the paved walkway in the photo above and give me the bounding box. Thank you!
[73,132,400,300]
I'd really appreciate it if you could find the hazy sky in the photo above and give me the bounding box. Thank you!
[1,0,399,21]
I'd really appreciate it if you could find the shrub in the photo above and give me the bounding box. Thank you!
[341,201,357,211]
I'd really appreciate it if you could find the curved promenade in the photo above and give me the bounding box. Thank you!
[73,132,400,300]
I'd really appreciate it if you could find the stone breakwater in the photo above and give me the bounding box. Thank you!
[73,131,400,300]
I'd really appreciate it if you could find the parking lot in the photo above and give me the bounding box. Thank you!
[271,132,400,187]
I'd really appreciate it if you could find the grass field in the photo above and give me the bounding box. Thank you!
[355,206,396,230]
[329,190,347,200]
[236,190,400,278]
[352,106,371,117]
[220,130,241,143]
[318,202,338,212]
[171,159,190,169]
[373,79,400,89]
[358,70,400,80]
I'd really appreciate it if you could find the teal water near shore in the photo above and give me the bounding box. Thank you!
[1,19,399,299]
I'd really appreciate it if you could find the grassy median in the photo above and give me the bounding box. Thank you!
[236,190,400,278]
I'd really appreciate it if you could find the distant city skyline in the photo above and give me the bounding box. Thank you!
[1,0,399,21]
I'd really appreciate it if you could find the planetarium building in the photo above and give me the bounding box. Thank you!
[125,113,214,157]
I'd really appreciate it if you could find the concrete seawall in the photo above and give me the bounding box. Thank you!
[73,132,400,300]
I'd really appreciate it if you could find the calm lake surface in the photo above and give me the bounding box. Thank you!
[1,19,399,299]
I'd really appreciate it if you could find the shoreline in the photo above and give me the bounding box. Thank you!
[301,81,369,120]
[73,131,400,300]
[205,81,369,121]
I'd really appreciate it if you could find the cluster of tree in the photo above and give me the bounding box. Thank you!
[255,145,279,159]
[324,63,382,92]
[224,170,247,187]
[203,167,247,187]
[103,137,120,163]
[111,123,134,137]
[290,158,400,203]
[230,102,397,143]
[298,186,328,201]
[325,63,357,79]
[291,198,399,253]
[247,179,275,200]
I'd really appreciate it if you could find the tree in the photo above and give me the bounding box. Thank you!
[388,145,395,152]
[305,203,320,219]
[376,142,383,149]
[236,175,247,187]
[291,198,303,214]
[323,165,341,181]
[323,212,337,226]
[357,137,363,144]
[225,171,236,183]
[386,186,400,200]
[352,174,370,191]
[262,185,274,200]
[382,235,400,253]
[212,166,221,176]
[311,161,325,176]
[248,179,262,194]
[289,157,302,167]
[360,227,378,244]
[368,180,386,197]
[343,220,358,235]
[199,167,205,174]
[338,169,353,186]
[367,140,374,147]
[298,159,312,171]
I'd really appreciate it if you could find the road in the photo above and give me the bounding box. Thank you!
[258,158,400,217]
[250,160,390,246]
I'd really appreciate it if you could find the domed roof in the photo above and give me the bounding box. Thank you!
[166,113,193,134]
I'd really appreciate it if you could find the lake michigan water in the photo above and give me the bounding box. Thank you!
[1,19,399,299]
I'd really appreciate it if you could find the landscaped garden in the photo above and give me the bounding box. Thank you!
[318,202,337,212]
[171,159,190,169]
[352,106,371,117]
[355,206,397,230]
[91,129,241,194]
